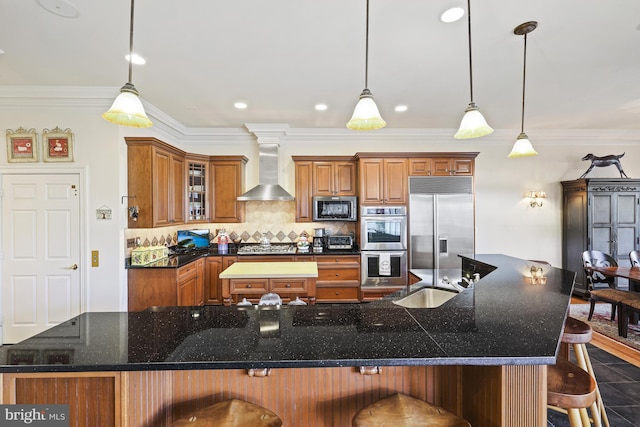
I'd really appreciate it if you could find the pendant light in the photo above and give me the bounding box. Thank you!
[102,0,153,128]
[346,0,386,131]
[508,21,538,158]
[454,0,493,139]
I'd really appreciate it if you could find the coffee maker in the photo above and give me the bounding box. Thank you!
[313,228,325,253]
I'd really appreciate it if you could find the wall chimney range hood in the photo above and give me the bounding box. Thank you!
[238,124,294,201]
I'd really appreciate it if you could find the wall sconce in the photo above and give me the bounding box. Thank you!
[526,190,546,207]
[528,266,547,285]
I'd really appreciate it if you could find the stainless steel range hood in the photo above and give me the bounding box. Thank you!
[238,125,294,201]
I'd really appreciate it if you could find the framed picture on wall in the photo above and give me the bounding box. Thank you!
[6,127,38,163]
[42,126,74,162]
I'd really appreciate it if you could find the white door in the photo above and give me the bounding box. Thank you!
[1,173,81,343]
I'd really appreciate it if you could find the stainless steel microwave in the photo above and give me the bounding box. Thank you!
[312,196,358,222]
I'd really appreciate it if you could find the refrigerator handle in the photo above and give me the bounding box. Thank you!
[439,237,448,255]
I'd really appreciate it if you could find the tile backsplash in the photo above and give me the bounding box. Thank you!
[124,201,356,253]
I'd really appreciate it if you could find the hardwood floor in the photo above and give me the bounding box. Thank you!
[571,296,640,368]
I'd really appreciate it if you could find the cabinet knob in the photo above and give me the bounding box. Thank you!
[247,284,252,288]
[335,274,340,277]
[286,283,291,288]
[335,291,340,295]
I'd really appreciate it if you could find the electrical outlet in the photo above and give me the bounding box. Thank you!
[91,250,99,267]
[126,238,136,248]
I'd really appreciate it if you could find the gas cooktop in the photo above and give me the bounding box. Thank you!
[237,244,297,255]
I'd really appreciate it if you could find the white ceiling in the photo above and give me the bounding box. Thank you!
[2,0,640,132]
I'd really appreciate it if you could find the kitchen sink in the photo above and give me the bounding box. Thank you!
[392,288,458,309]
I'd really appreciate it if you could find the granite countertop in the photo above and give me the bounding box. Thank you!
[0,254,575,373]
[125,245,360,269]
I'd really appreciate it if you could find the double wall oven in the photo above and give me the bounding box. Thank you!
[360,206,407,286]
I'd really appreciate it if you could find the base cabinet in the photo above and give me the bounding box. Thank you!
[128,259,205,311]
[224,277,315,305]
[315,255,361,303]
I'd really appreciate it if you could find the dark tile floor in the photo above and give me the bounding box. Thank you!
[547,344,640,426]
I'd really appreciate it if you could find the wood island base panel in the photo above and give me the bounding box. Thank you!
[1,365,544,427]
[0,254,575,427]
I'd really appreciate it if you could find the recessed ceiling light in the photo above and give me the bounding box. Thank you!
[0,49,4,55]
[37,0,79,18]
[234,102,247,109]
[315,104,328,111]
[125,53,146,65]
[395,105,408,112]
[441,7,464,23]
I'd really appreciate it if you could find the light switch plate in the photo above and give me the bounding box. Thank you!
[91,250,99,267]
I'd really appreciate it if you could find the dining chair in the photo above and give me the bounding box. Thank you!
[628,250,640,292]
[582,250,617,290]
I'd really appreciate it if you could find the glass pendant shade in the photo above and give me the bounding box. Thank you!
[454,102,493,139]
[102,83,153,128]
[346,89,386,131]
[508,132,538,158]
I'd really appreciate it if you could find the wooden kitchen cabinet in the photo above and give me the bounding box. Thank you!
[128,258,205,311]
[227,277,312,304]
[293,156,357,222]
[177,258,205,306]
[357,157,408,205]
[126,137,186,228]
[409,154,476,177]
[210,156,248,223]
[204,256,237,305]
[315,255,360,303]
[312,160,357,196]
[186,154,209,223]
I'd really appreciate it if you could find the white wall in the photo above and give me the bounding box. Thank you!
[2,89,640,317]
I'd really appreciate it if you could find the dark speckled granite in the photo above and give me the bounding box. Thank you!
[125,244,361,269]
[0,254,575,373]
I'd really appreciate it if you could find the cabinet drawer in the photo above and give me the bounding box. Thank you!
[177,261,198,280]
[317,268,360,282]
[271,278,307,293]
[316,286,360,302]
[229,279,268,294]
[316,256,360,265]
[360,286,405,301]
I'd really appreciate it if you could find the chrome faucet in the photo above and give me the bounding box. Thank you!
[442,276,467,293]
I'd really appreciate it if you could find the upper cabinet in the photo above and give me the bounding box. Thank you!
[210,156,248,223]
[409,155,475,176]
[186,154,209,223]
[313,161,357,196]
[126,137,186,228]
[292,156,357,222]
[357,157,408,206]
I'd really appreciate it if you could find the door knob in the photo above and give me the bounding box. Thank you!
[68,264,78,270]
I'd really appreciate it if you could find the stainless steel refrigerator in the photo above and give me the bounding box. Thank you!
[409,176,475,270]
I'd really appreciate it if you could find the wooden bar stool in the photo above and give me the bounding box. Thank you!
[352,393,470,427]
[548,358,597,427]
[171,399,283,427]
[561,316,609,427]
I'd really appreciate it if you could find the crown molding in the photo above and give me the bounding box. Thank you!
[2,86,640,145]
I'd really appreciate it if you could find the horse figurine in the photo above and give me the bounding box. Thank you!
[579,153,629,178]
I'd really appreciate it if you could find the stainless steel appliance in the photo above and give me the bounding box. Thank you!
[361,250,408,286]
[360,206,407,250]
[409,176,475,270]
[313,196,358,222]
[327,235,354,250]
[360,206,408,286]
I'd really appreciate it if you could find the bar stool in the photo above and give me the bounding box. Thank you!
[561,316,609,427]
[171,399,283,427]
[352,393,470,427]
[548,358,597,427]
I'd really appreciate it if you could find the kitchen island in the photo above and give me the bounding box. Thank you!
[0,254,575,427]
